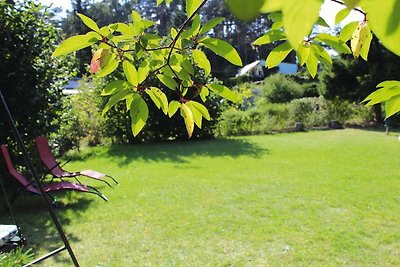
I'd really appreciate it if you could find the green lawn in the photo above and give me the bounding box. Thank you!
[2,129,400,266]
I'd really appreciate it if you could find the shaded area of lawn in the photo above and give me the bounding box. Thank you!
[68,138,269,165]
[1,129,399,266]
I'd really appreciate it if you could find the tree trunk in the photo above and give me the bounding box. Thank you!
[373,104,383,124]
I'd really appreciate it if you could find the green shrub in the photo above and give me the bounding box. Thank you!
[215,108,253,136]
[217,94,375,137]
[216,103,290,137]
[53,77,107,154]
[325,97,353,124]
[0,1,76,166]
[258,102,290,130]
[288,97,328,127]
[257,73,303,104]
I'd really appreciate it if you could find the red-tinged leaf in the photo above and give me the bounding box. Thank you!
[90,49,103,74]
[90,49,112,74]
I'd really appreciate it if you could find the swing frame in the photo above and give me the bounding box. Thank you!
[0,89,80,266]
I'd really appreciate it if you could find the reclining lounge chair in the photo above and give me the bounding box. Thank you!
[35,137,118,187]
[1,144,107,202]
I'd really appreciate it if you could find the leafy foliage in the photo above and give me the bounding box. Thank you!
[257,74,304,103]
[243,0,400,119]
[54,77,107,154]
[0,248,34,267]
[0,1,76,163]
[53,0,400,136]
[53,0,242,138]
[318,38,400,121]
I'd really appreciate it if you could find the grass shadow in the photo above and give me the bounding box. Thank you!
[104,138,268,166]
[0,190,96,265]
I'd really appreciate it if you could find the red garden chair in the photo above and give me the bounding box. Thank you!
[35,137,118,187]
[1,144,107,202]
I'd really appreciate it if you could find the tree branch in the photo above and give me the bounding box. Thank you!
[330,0,367,17]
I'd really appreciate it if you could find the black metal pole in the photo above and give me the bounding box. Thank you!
[0,89,80,267]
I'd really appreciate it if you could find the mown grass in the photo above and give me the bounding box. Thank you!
[1,129,399,266]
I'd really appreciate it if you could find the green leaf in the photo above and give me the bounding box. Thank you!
[199,86,209,102]
[363,81,400,106]
[343,0,361,9]
[192,49,211,76]
[316,17,330,27]
[339,21,359,42]
[125,93,141,111]
[186,0,202,18]
[363,0,400,56]
[207,83,238,102]
[186,102,203,128]
[311,43,332,68]
[142,20,156,29]
[253,30,287,45]
[131,10,142,23]
[168,100,181,118]
[101,80,129,96]
[271,20,284,30]
[97,58,119,78]
[268,11,283,22]
[225,0,264,21]
[200,38,243,66]
[351,23,370,59]
[130,96,149,137]
[199,17,225,35]
[181,15,201,38]
[52,32,101,57]
[359,25,373,61]
[123,61,139,86]
[385,95,400,118]
[266,41,293,68]
[138,61,150,84]
[378,80,400,89]
[261,1,283,13]
[131,11,144,35]
[157,75,178,90]
[77,13,99,32]
[102,89,131,115]
[115,23,135,37]
[170,27,178,39]
[145,87,168,115]
[335,8,351,25]
[296,42,310,66]
[188,101,211,120]
[182,59,194,75]
[306,50,318,78]
[282,0,323,48]
[180,103,195,138]
[315,33,351,54]
[365,88,400,106]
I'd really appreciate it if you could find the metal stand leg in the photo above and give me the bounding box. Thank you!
[0,89,80,266]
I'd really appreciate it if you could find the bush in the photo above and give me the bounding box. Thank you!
[257,73,304,104]
[216,103,290,136]
[53,77,106,154]
[0,1,76,167]
[288,97,328,127]
[287,97,374,128]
